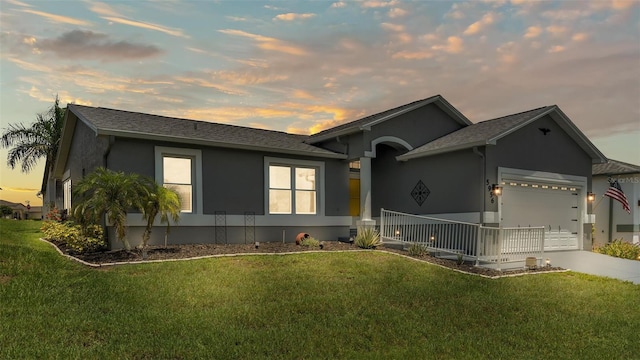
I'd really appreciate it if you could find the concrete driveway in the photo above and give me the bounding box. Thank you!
[545,250,640,284]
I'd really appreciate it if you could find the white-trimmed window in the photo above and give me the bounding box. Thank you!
[266,158,323,215]
[155,147,202,214]
[63,178,72,210]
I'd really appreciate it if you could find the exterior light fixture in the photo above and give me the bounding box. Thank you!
[545,258,551,267]
[587,192,595,202]
[429,235,435,241]
[491,184,503,196]
[394,229,401,236]
[255,241,259,249]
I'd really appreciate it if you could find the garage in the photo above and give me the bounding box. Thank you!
[500,180,580,250]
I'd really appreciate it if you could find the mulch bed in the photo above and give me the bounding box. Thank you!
[47,240,565,278]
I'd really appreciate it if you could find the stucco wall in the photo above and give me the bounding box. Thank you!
[485,115,593,212]
[371,144,482,216]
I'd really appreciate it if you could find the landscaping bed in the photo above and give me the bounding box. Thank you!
[49,239,565,277]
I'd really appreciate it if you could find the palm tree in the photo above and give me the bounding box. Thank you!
[1,95,65,174]
[141,178,181,253]
[72,168,145,251]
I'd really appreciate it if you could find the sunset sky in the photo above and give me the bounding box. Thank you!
[1,0,639,206]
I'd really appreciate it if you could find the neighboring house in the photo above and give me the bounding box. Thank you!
[592,160,640,245]
[43,95,607,250]
[0,200,42,220]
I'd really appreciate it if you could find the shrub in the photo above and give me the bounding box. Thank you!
[593,239,640,261]
[407,242,428,256]
[354,227,382,249]
[41,221,106,254]
[300,237,320,247]
[45,204,62,222]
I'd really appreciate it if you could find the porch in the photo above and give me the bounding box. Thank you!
[380,209,546,270]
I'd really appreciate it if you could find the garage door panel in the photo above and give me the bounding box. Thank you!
[501,183,579,251]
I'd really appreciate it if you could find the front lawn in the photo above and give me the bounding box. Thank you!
[1,219,638,359]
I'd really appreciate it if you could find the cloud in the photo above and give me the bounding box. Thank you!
[361,0,398,8]
[21,9,92,26]
[102,16,189,38]
[89,1,123,17]
[572,33,589,42]
[273,13,316,21]
[546,25,567,37]
[218,29,308,56]
[388,8,407,18]
[523,26,542,39]
[381,22,405,32]
[431,36,464,54]
[548,45,565,53]
[463,12,496,36]
[331,2,347,8]
[392,50,433,60]
[36,30,163,61]
[5,0,32,7]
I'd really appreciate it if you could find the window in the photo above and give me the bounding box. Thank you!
[267,160,320,215]
[155,147,202,214]
[63,178,72,210]
[163,156,193,212]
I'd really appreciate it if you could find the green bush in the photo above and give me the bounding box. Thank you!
[41,221,106,254]
[300,237,320,247]
[407,242,428,256]
[593,239,640,261]
[354,227,382,249]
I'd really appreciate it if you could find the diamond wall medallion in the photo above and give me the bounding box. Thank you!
[411,180,430,206]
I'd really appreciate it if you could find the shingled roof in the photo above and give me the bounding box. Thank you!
[397,105,607,163]
[397,106,555,160]
[67,104,345,159]
[593,159,640,175]
[306,95,471,143]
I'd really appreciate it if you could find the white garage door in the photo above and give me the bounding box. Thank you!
[501,181,579,250]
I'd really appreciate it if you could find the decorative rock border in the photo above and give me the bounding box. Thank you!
[40,238,569,279]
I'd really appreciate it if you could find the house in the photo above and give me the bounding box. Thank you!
[0,200,42,220]
[592,160,640,245]
[43,95,607,250]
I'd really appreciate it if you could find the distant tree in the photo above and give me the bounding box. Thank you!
[140,178,181,254]
[72,168,146,251]
[1,95,65,174]
[0,205,13,218]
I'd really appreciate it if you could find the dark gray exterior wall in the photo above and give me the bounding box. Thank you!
[484,115,593,212]
[371,144,482,216]
[106,138,350,217]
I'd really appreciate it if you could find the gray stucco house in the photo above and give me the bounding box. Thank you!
[43,95,607,250]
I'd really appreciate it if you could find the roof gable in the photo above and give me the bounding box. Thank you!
[306,95,471,144]
[397,105,607,163]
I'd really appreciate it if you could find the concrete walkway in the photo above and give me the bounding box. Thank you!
[545,250,640,284]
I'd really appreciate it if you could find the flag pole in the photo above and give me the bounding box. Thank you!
[592,195,606,212]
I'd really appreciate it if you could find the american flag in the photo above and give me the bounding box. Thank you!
[604,179,631,214]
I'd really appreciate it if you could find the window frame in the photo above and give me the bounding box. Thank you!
[264,157,324,216]
[155,147,203,215]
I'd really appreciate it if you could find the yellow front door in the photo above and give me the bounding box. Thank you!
[349,178,360,216]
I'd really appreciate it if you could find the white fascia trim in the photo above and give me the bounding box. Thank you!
[365,136,413,158]
[264,156,326,217]
[123,213,352,227]
[498,167,587,186]
[155,146,203,215]
[396,141,487,162]
[361,99,436,130]
[486,107,554,144]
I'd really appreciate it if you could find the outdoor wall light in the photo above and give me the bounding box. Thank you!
[491,184,503,196]
[545,258,551,267]
[587,192,595,202]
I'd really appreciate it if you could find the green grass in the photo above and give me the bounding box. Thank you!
[1,219,638,359]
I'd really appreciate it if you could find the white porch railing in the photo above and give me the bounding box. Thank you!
[380,209,545,269]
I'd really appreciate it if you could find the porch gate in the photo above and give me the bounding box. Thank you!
[380,209,545,269]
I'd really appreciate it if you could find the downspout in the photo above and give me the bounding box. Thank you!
[473,147,485,225]
[103,135,115,168]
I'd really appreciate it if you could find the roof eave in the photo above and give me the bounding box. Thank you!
[98,129,347,159]
[396,141,488,161]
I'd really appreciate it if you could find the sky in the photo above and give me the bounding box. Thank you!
[0,0,639,206]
